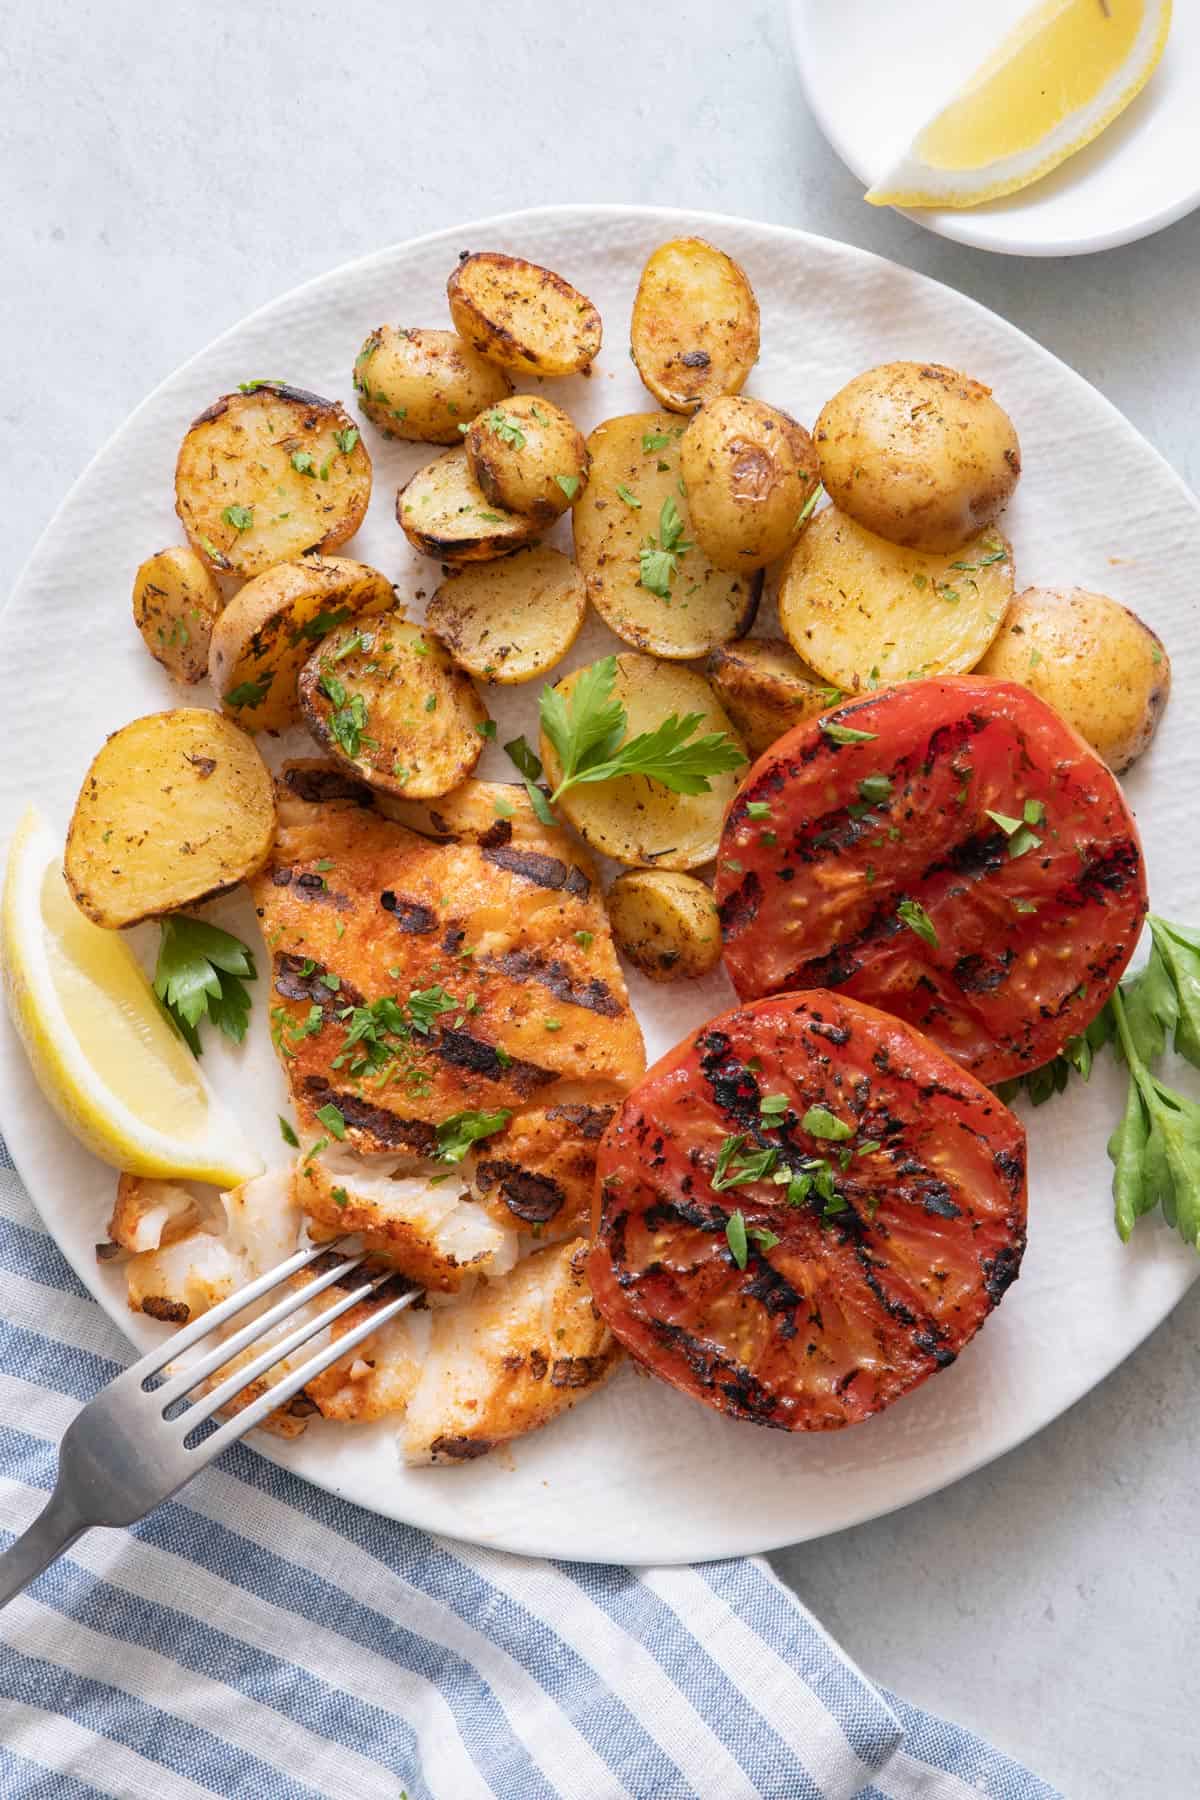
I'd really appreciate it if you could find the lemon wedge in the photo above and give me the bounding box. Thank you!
[866,0,1172,210]
[1,807,262,1186]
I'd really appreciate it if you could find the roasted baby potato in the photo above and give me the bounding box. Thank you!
[175,383,372,579]
[705,637,832,754]
[573,412,761,659]
[977,585,1171,773]
[299,613,489,798]
[65,709,276,928]
[607,870,722,982]
[447,252,602,377]
[352,326,513,444]
[209,555,395,733]
[425,546,586,684]
[777,509,1013,691]
[815,362,1021,554]
[538,654,746,870]
[463,395,590,524]
[132,546,225,684]
[630,238,760,413]
[680,397,821,572]
[396,446,540,562]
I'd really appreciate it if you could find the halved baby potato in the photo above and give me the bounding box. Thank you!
[777,508,1013,691]
[209,555,395,733]
[538,654,746,870]
[680,397,821,572]
[425,546,586,684]
[299,612,489,798]
[705,637,833,755]
[573,412,761,660]
[977,585,1171,774]
[607,870,722,982]
[132,546,225,684]
[447,252,602,377]
[630,238,760,413]
[397,446,540,562]
[352,326,512,444]
[175,383,372,579]
[65,709,276,928]
[463,395,589,524]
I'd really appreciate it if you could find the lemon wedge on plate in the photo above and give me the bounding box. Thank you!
[1,807,261,1186]
[866,0,1173,210]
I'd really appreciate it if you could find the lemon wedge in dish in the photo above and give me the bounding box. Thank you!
[866,0,1173,210]
[1,807,261,1186]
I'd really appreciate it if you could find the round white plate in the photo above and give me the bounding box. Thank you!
[790,0,1200,256]
[1,205,1197,1563]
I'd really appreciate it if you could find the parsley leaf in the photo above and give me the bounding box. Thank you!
[503,735,543,783]
[224,674,272,710]
[406,985,458,1035]
[897,898,938,948]
[555,474,580,502]
[319,668,371,758]
[711,1134,779,1191]
[334,426,359,455]
[278,1115,299,1148]
[434,1108,512,1164]
[725,1209,749,1268]
[616,483,642,509]
[290,449,316,476]
[821,720,878,746]
[801,1105,853,1141]
[638,497,693,599]
[315,1102,347,1140]
[153,918,257,1056]
[484,407,526,450]
[221,504,254,532]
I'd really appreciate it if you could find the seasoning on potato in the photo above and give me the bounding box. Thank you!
[463,395,590,524]
[396,446,541,563]
[705,637,833,755]
[815,361,1020,554]
[426,546,586,685]
[447,252,602,377]
[573,412,762,660]
[607,870,722,982]
[680,397,821,572]
[630,237,760,413]
[132,546,225,685]
[208,555,395,734]
[352,326,512,445]
[65,710,276,929]
[299,614,489,799]
[977,585,1171,774]
[777,507,1013,691]
[174,383,373,580]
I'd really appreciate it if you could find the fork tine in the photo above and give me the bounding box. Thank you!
[178,1266,402,1431]
[194,1283,422,1461]
[124,1237,353,1382]
[152,1250,368,1408]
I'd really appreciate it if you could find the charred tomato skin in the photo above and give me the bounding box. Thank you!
[588,989,1027,1433]
[714,676,1148,1084]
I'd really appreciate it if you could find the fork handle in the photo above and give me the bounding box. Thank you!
[0,1485,89,1612]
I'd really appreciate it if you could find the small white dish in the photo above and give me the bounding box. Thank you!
[790,0,1200,256]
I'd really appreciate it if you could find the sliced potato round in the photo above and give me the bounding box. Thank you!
[209,555,395,733]
[65,710,275,929]
[396,446,540,563]
[464,395,589,524]
[607,870,721,982]
[573,412,761,660]
[815,361,1021,554]
[977,585,1171,774]
[447,252,602,377]
[680,397,821,572]
[174,384,372,579]
[132,547,225,685]
[777,507,1013,691]
[425,546,586,684]
[352,326,512,445]
[630,238,760,414]
[705,637,833,755]
[299,613,488,799]
[538,655,746,870]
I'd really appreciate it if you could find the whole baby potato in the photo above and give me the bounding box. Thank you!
[464,394,590,523]
[353,326,512,445]
[976,586,1170,774]
[815,361,1020,554]
[680,397,821,572]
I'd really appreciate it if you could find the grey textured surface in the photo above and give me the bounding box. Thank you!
[2,1,1198,1795]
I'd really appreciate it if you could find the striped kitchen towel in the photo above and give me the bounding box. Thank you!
[0,1152,1061,1800]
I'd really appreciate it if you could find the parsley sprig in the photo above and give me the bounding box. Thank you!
[319,667,373,759]
[540,656,745,805]
[638,497,692,599]
[154,917,257,1056]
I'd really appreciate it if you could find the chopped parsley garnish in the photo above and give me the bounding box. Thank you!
[858,773,893,805]
[503,735,543,783]
[641,430,672,453]
[237,379,283,393]
[434,1108,512,1164]
[221,504,254,532]
[555,474,581,502]
[476,720,497,738]
[616,483,642,509]
[330,1186,349,1209]
[638,497,692,599]
[406,985,457,1035]
[334,426,360,454]
[290,449,316,476]
[711,1134,779,1191]
[985,806,1043,860]
[295,607,353,645]
[725,1209,749,1268]
[793,482,824,532]
[821,720,878,746]
[315,1102,347,1140]
[278,1115,300,1148]
[897,898,938,948]
[759,1093,789,1117]
[224,674,273,710]
[746,801,772,819]
[574,930,594,949]
[319,668,371,759]
[154,918,257,1056]
[485,408,526,450]
[801,1105,854,1141]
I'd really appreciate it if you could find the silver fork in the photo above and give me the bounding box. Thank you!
[0,1238,420,1611]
